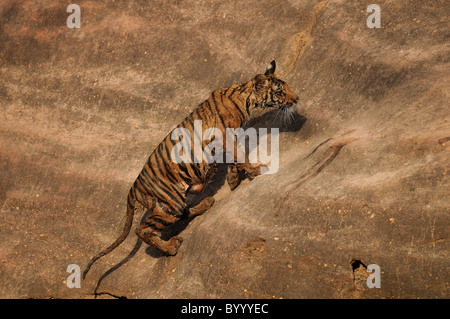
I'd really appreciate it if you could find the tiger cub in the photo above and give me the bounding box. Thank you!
[83,60,298,279]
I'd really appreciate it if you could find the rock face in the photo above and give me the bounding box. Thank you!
[0,0,448,298]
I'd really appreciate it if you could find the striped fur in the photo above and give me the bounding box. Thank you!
[83,60,298,279]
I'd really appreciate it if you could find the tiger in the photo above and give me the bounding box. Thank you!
[82,60,299,279]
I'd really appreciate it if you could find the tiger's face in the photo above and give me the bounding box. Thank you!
[253,60,299,111]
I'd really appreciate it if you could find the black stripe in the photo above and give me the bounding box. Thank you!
[153,152,184,200]
[135,175,154,197]
[158,201,183,218]
[245,98,251,115]
[131,184,139,202]
[188,162,203,180]
[211,91,227,131]
[161,142,192,184]
[145,223,164,231]
[199,105,211,124]
[229,88,247,123]
[229,96,246,123]
[139,165,168,201]
[186,161,202,181]
[168,129,200,180]
[147,161,184,208]
[205,100,217,125]
[151,217,173,227]
[193,108,203,121]
[176,161,193,180]
[151,152,180,190]
[189,115,203,163]
[163,137,177,163]
[156,146,179,184]
[269,90,274,103]
[140,163,154,186]
[201,101,213,125]
[239,83,248,93]
[164,135,193,179]
[225,87,240,119]
[220,90,235,122]
[127,189,134,206]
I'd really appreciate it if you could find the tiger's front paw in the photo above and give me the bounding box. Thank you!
[226,165,241,190]
[243,164,267,180]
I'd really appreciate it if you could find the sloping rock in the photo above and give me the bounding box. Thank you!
[0,0,448,298]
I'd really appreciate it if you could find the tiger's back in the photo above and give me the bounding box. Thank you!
[136,81,254,209]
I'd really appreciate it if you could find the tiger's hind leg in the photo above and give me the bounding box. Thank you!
[135,202,184,256]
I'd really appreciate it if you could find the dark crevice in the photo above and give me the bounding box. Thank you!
[350,259,367,272]
[94,291,128,299]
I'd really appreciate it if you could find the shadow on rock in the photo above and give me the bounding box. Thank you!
[92,109,307,296]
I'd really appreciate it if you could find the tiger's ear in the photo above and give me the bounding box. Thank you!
[254,74,268,92]
[264,60,276,76]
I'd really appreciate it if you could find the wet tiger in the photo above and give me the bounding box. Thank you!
[83,60,299,279]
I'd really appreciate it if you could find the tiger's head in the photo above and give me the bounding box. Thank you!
[252,60,299,111]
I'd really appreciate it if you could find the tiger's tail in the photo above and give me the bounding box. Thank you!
[82,190,136,279]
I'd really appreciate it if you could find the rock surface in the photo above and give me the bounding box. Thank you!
[0,0,448,298]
